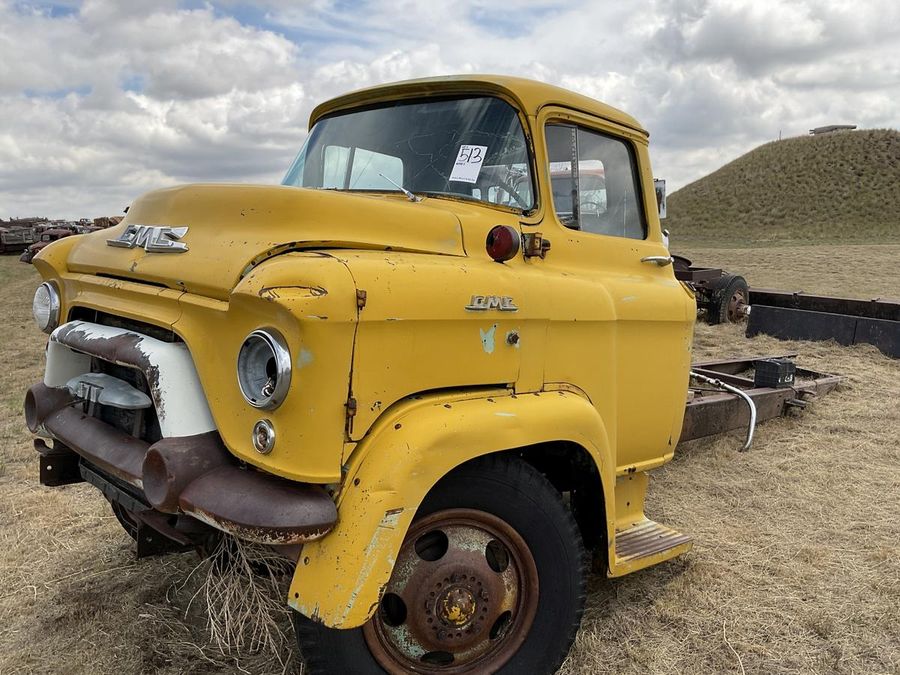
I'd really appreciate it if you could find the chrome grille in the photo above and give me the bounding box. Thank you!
[90,358,162,444]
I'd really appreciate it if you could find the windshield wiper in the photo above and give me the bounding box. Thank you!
[378,172,421,202]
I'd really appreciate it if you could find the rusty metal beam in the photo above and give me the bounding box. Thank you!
[747,304,900,359]
[750,289,900,321]
[681,357,841,443]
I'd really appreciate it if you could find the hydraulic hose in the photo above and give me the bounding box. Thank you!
[690,371,757,451]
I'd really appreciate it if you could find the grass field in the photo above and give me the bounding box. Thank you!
[666,130,900,246]
[1,245,899,674]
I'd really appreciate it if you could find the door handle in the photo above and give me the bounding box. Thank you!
[641,255,674,267]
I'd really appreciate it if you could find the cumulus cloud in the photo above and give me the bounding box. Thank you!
[0,0,898,218]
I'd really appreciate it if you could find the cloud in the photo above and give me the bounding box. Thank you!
[681,0,828,72]
[0,0,898,218]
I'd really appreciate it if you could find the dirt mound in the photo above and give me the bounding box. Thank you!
[667,129,900,244]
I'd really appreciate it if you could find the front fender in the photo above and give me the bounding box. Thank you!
[288,387,614,628]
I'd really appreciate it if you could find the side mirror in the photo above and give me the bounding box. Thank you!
[653,179,666,219]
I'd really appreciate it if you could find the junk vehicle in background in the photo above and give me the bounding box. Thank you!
[672,254,750,325]
[9,217,120,263]
[20,228,76,264]
[0,224,38,254]
[25,75,727,673]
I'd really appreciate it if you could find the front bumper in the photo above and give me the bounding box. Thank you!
[25,319,338,546]
[26,382,336,544]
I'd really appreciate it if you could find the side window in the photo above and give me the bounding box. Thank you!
[545,124,645,239]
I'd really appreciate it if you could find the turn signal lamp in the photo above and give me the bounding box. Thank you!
[485,225,521,262]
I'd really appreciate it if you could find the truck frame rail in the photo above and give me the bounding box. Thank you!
[681,355,842,443]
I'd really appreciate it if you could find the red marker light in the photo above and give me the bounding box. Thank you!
[485,225,521,262]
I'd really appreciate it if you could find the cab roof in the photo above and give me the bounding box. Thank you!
[308,74,647,136]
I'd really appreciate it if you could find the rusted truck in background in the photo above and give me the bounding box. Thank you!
[0,224,38,254]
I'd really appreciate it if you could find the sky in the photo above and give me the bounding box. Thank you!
[1,0,898,219]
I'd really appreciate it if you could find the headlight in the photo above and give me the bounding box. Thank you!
[237,329,292,410]
[32,281,61,334]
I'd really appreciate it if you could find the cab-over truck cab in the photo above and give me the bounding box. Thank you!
[24,75,694,674]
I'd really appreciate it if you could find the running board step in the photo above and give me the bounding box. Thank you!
[610,519,692,576]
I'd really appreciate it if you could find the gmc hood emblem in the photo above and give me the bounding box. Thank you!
[465,295,518,312]
[107,225,189,253]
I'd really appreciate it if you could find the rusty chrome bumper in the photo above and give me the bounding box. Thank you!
[25,382,337,545]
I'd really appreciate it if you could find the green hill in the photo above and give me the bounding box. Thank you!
[666,129,900,245]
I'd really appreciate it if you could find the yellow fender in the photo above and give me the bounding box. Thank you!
[288,388,615,628]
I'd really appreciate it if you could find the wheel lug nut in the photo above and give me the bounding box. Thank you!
[437,629,447,641]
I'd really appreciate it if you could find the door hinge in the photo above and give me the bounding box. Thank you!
[522,232,551,258]
[356,289,367,309]
[346,397,358,417]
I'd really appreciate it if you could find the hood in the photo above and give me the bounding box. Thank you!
[66,184,465,300]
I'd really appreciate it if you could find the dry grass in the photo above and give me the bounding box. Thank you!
[1,245,899,674]
[190,538,296,673]
[561,323,900,674]
[676,243,900,300]
[0,258,298,674]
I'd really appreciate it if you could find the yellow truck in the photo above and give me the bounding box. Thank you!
[24,75,695,674]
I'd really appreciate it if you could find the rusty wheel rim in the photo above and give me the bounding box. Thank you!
[363,508,539,674]
[726,288,748,323]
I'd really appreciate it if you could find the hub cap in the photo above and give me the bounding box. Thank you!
[363,508,539,674]
[727,288,748,323]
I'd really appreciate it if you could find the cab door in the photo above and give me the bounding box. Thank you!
[536,110,694,471]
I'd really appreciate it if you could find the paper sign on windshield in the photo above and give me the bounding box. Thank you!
[450,145,488,184]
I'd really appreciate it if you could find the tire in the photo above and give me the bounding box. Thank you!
[294,454,587,675]
[706,274,749,325]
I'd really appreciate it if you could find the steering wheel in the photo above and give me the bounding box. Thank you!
[578,200,604,215]
[495,176,529,209]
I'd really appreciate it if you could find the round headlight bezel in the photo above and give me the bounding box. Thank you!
[32,281,61,334]
[236,328,292,410]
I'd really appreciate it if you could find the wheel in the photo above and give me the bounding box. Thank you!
[707,274,749,325]
[294,455,587,674]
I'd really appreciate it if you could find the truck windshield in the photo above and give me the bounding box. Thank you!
[282,96,534,211]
